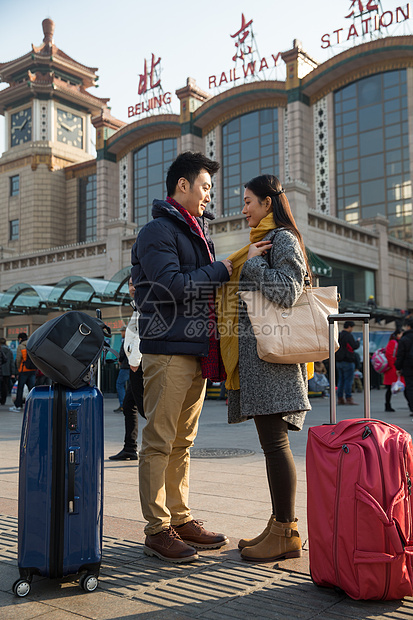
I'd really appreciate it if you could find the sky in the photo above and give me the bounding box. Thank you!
[0,0,411,154]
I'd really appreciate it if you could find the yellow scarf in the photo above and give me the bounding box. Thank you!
[216,212,314,390]
[216,213,276,390]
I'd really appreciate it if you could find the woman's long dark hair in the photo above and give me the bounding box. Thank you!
[244,174,311,280]
[389,329,402,341]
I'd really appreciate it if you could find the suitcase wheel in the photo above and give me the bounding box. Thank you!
[13,579,31,597]
[79,573,98,592]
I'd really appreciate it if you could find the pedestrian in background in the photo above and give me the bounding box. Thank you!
[9,333,36,412]
[217,174,310,563]
[370,351,382,390]
[0,347,6,403]
[34,368,52,386]
[335,321,360,405]
[0,337,16,405]
[383,329,403,412]
[395,318,413,414]
[113,326,130,413]
[132,151,231,563]
[110,277,144,461]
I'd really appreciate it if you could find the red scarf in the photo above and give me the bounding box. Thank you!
[166,197,226,382]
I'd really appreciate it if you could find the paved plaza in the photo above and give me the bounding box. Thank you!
[1,388,413,619]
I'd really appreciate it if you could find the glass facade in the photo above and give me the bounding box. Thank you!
[133,138,177,228]
[335,70,411,242]
[318,258,375,304]
[78,174,97,242]
[222,108,279,216]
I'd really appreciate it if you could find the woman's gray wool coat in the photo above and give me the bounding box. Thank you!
[227,228,311,430]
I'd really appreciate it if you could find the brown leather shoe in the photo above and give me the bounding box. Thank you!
[174,519,229,549]
[143,526,198,563]
[346,397,358,405]
[337,397,345,405]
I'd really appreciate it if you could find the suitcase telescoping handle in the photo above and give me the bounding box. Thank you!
[328,313,371,424]
[96,309,102,391]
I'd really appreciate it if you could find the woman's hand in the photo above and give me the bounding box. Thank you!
[247,240,273,260]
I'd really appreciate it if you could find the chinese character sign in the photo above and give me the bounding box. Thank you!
[129,52,172,118]
[345,0,378,18]
[138,53,161,95]
[230,13,253,62]
[208,12,281,89]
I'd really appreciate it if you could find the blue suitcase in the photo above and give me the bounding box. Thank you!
[13,383,104,597]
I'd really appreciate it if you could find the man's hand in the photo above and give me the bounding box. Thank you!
[221,259,233,276]
[247,240,273,260]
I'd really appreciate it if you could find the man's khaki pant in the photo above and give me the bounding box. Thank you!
[139,353,206,535]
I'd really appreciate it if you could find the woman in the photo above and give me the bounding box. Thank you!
[383,329,403,412]
[217,174,311,562]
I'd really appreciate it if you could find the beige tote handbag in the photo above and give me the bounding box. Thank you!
[238,284,339,364]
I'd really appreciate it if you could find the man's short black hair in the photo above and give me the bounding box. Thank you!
[343,321,355,329]
[18,332,28,341]
[405,317,413,328]
[166,151,220,196]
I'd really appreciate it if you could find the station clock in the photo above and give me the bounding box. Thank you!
[11,108,32,146]
[57,109,83,148]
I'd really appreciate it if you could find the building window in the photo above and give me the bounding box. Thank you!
[319,258,375,304]
[9,219,19,241]
[10,175,19,196]
[78,174,97,242]
[335,70,411,242]
[222,108,279,216]
[133,138,177,228]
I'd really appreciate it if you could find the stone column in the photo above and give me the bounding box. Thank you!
[93,110,127,240]
[284,180,310,240]
[176,78,210,153]
[281,41,318,211]
[359,215,390,308]
[105,219,136,279]
[287,100,313,190]
[96,158,118,239]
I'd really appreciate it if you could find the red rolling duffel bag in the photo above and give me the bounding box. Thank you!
[306,313,413,601]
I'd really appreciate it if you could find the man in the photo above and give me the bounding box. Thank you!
[109,277,144,461]
[0,338,16,405]
[395,317,413,414]
[131,151,232,563]
[335,320,361,405]
[113,326,130,413]
[9,333,36,412]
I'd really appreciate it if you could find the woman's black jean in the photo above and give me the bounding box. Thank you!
[254,413,297,523]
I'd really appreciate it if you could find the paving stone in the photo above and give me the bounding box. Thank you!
[2,393,413,620]
[0,589,54,620]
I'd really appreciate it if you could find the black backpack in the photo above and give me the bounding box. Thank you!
[27,311,111,389]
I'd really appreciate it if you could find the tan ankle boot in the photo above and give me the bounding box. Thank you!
[337,397,345,405]
[238,516,276,550]
[346,397,358,405]
[241,519,302,562]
